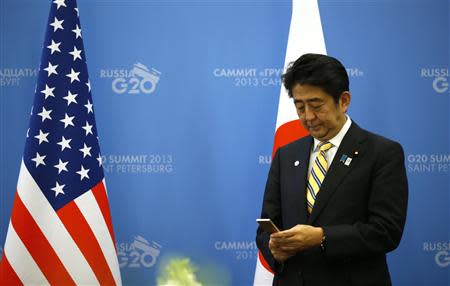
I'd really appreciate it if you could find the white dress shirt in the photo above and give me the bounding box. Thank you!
[307,115,352,175]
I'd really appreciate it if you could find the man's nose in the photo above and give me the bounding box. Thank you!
[304,106,316,121]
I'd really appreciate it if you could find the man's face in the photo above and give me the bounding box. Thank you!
[292,84,350,141]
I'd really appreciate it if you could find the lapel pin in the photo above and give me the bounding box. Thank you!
[340,154,353,166]
[294,161,300,167]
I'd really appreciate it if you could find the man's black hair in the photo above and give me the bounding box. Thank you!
[282,53,349,103]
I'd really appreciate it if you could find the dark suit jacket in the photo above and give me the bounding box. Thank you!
[256,122,408,286]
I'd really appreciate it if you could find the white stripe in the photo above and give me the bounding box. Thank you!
[76,190,122,286]
[275,0,327,130]
[102,178,108,195]
[17,161,99,285]
[4,222,49,285]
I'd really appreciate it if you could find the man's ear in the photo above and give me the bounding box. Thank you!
[339,91,351,112]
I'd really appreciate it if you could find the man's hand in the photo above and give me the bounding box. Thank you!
[269,237,296,263]
[269,225,324,261]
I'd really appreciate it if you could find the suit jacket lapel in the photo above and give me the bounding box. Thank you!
[287,137,313,227]
[307,123,366,225]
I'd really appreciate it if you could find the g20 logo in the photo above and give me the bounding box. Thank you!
[435,250,450,268]
[117,236,162,268]
[112,63,161,95]
[432,77,449,94]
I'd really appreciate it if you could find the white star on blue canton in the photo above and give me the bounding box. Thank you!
[84,100,93,113]
[69,46,82,61]
[77,165,90,180]
[97,154,103,166]
[79,143,92,158]
[82,121,93,136]
[72,24,82,39]
[34,130,50,145]
[54,159,69,174]
[47,40,61,54]
[51,182,66,197]
[60,113,75,128]
[31,152,46,167]
[57,136,72,151]
[50,17,64,32]
[66,68,80,83]
[53,0,67,9]
[41,84,55,99]
[44,62,58,77]
[86,80,91,92]
[63,91,78,106]
[37,107,52,122]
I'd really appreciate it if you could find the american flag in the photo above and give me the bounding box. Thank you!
[0,0,122,285]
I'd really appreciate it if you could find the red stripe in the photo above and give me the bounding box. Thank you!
[57,200,116,286]
[92,181,116,245]
[273,120,309,158]
[258,250,274,274]
[0,255,24,286]
[10,193,76,285]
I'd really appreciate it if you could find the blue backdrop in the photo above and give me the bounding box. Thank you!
[0,0,448,285]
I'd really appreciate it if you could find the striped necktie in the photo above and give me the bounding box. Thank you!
[306,142,333,214]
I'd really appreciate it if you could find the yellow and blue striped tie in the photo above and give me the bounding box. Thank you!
[306,142,333,213]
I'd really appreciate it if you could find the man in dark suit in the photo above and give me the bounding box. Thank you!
[256,54,408,286]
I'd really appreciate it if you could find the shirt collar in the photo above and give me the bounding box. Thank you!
[313,114,352,152]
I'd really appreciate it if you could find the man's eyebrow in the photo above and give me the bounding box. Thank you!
[294,98,323,104]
